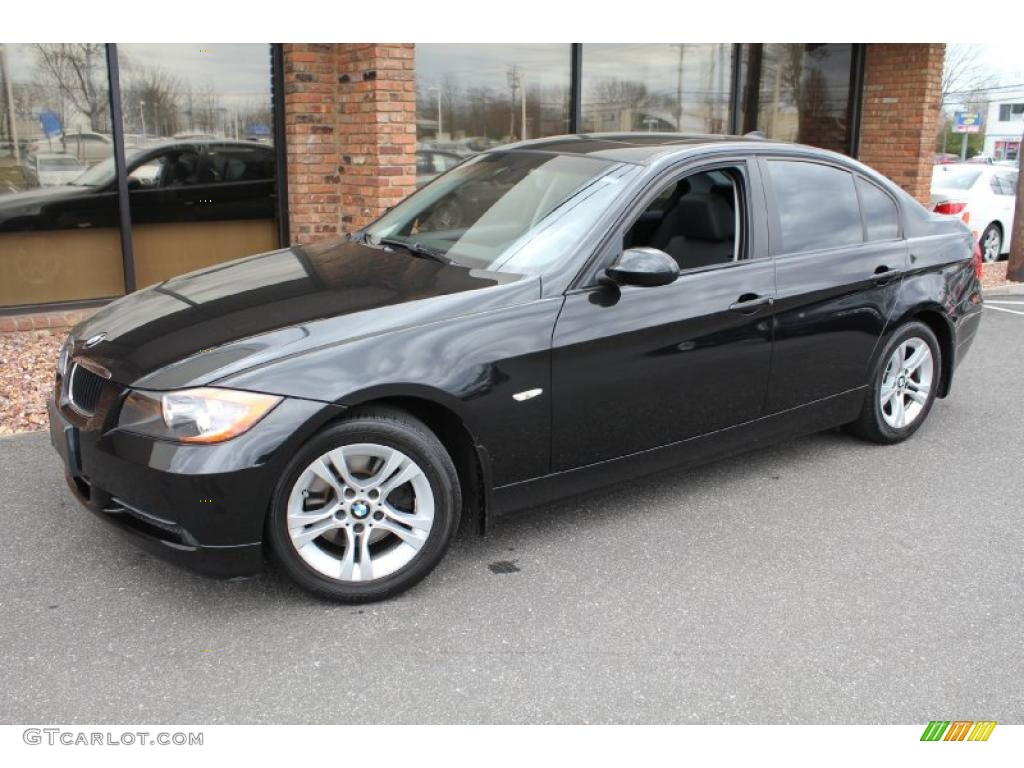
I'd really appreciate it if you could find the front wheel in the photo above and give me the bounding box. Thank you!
[266,407,461,602]
[847,321,941,445]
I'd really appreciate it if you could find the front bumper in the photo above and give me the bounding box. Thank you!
[48,394,335,578]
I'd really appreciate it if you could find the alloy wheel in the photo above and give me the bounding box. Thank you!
[982,227,1001,263]
[285,443,435,582]
[879,337,934,429]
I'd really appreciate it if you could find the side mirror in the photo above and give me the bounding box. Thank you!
[126,177,143,191]
[605,247,680,287]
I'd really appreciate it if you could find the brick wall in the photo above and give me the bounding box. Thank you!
[282,43,416,245]
[858,44,945,206]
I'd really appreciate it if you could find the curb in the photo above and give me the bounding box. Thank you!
[983,284,1024,296]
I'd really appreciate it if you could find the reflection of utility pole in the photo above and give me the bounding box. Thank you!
[140,100,147,139]
[674,44,685,130]
[428,86,442,138]
[521,73,527,141]
[507,65,521,140]
[0,46,19,163]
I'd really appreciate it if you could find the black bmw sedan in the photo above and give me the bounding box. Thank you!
[49,133,984,602]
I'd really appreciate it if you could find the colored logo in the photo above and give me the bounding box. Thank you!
[920,721,996,741]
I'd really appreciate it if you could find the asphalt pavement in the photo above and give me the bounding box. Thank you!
[1,303,1022,724]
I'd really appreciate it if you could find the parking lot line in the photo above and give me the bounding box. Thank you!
[985,305,1024,316]
[985,299,1024,305]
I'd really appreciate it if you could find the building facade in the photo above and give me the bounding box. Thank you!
[982,93,1024,162]
[0,43,944,314]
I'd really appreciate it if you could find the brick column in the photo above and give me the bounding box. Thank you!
[858,44,945,206]
[282,43,416,246]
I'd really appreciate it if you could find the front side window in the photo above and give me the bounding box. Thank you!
[857,177,900,241]
[364,151,640,275]
[625,168,743,270]
[768,160,862,253]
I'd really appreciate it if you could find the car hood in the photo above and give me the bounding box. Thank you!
[0,184,93,210]
[70,238,539,390]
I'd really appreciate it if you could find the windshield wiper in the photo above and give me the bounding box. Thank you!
[377,237,451,265]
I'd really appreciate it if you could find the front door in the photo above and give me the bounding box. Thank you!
[551,162,776,471]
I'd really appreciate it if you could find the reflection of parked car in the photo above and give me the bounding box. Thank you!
[23,153,85,188]
[0,140,275,232]
[30,131,114,164]
[931,163,1017,262]
[415,149,463,187]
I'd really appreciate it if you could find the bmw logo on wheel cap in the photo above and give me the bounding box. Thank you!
[351,501,370,519]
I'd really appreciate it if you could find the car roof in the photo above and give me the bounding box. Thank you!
[934,163,998,175]
[493,132,795,165]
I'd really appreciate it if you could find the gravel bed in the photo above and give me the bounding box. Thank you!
[0,329,63,436]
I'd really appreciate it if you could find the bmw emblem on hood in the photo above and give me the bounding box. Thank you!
[83,333,106,349]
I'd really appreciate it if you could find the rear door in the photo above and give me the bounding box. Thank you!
[761,157,906,413]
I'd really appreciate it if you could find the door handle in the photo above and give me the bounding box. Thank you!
[728,293,774,314]
[871,265,898,285]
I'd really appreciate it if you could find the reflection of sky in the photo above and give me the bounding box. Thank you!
[583,44,734,100]
[3,43,271,107]
[416,44,572,92]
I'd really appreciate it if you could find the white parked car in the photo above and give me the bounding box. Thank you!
[931,163,1018,262]
[23,153,86,187]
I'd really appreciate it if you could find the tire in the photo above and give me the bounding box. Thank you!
[267,406,461,602]
[847,321,941,445]
[980,224,1002,263]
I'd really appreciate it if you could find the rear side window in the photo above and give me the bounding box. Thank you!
[768,160,862,253]
[206,147,274,183]
[857,178,900,241]
[991,173,1017,196]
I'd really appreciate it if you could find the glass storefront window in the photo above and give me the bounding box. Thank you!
[739,44,854,153]
[116,44,278,287]
[0,43,123,307]
[581,44,734,134]
[414,44,570,185]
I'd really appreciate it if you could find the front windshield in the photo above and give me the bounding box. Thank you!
[71,148,147,186]
[364,151,639,274]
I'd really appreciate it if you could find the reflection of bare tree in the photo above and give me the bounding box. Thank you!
[589,78,651,131]
[189,83,222,133]
[592,78,649,113]
[32,44,109,131]
[123,66,183,137]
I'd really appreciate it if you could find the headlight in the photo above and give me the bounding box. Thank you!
[119,387,282,444]
[56,337,73,378]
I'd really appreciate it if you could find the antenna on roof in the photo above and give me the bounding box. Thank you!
[744,130,767,139]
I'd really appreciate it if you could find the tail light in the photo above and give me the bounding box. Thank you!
[933,201,967,216]
[972,241,983,279]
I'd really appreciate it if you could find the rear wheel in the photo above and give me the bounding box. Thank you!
[267,407,461,602]
[848,321,941,445]
[980,224,1002,263]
